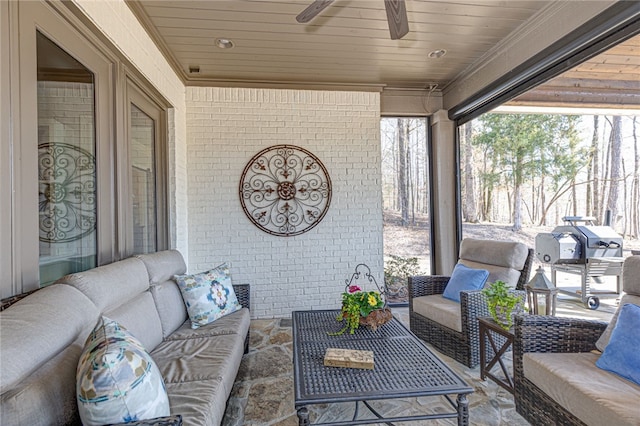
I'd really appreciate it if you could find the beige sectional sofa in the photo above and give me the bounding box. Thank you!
[0,250,250,426]
[514,255,640,426]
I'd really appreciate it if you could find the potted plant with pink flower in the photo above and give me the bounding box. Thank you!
[330,264,393,335]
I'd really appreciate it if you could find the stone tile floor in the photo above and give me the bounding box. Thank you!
[222,296,615,426]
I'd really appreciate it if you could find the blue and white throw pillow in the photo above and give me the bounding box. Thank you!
[174,263,241,329]
[76,316,170,426]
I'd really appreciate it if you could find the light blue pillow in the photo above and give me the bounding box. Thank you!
[596,303,640,386]
[174,263,241,329]
[442,263,489,303]
[77,317,169,425]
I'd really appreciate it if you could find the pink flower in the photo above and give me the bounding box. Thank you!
[348,285,362,293]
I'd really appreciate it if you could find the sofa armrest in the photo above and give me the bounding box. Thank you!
[513,315,607,383]
[233,283,250,310]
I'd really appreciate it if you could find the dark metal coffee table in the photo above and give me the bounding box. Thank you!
[292,310,474,425]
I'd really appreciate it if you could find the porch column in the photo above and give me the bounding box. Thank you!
[430,110,458,275]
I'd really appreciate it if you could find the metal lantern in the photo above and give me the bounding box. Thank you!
[525,267,558,315]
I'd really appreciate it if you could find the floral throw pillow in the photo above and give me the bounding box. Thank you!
[174,263,241,329]
[76,316,170,426]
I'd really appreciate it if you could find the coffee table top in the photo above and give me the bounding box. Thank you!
[292,309,473,406]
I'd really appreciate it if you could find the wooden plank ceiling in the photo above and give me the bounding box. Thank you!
[508,34,640,110]
[129,0,639,109]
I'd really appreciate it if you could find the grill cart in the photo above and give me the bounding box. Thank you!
[535,216,623,310]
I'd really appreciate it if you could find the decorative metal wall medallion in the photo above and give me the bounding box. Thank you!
[239,145,332,236]
[38,142,97,243]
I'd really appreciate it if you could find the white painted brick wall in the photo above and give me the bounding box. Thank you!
[186,87,383,319]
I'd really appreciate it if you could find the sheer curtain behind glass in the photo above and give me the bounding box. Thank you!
[37,32,97,285]
[130,104,157,254]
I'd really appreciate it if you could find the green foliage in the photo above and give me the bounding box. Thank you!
[330,290,384,335]
[384,255,421,284]
[482,280,521,330]
[472,113,587,228]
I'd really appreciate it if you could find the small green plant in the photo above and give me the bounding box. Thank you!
[482,280,522,330]
[330,285,384,335]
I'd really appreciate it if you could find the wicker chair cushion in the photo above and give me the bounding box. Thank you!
[412,295,462,332]
[523,352,640,426]
[458,238,529,287]
[595,257,640,351]
[459,238,529,269]
[458,259,521,288]
[622,255,640,296]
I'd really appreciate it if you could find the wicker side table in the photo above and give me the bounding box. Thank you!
[479,316,515,394]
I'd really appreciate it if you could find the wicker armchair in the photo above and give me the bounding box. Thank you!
[513,255,640,426]
[512,315,606,425]
[408,239,533,368]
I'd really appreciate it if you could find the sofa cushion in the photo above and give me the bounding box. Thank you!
[412,295,462,332]
[174,263,241,329]
[58,257,150,312]
[164,308,250,342]
[152,331,247,426]
[150,281,189,339]
[164,379,228,426]
[524,352,640,426]
[77,317,169,426]
[596,303,640,386]
[153,333,245,388]
[442,264,488,303]
[136,250,187,285]
[104,291,164,351]
[1,343,83,426]
[0,284,98,390]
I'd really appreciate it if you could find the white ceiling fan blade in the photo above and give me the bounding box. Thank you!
[384,0,409,40]
[296,0,335,23]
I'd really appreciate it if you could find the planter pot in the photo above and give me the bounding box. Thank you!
[490,303,523,330]
[359,308,393,331]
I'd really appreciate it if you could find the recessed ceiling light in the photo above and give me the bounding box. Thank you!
[428,49,447,59]
[215,38,234,49]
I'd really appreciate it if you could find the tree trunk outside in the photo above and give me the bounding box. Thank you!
[632,117,639,238]
[592,116,601,222]
[606,116,622,228]
[463,122,479,222]
[586,116,597,216]
[513,182,522,231]
[397,118,409,226]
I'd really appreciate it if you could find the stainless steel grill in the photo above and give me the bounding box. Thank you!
[535,216,623,310]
